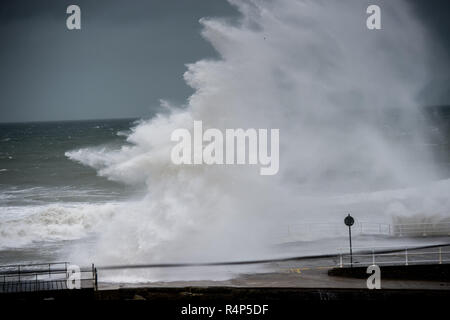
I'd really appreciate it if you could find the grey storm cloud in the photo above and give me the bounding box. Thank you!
[0,0,237,122]
[0,0,448,122]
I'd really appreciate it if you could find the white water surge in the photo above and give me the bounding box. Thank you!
[63,0,450,280]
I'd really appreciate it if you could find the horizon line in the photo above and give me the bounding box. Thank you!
[0,116,142,125]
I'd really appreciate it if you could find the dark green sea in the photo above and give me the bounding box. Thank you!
[0,118,139,263]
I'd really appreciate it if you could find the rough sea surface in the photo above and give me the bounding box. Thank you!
[0,119,139,264]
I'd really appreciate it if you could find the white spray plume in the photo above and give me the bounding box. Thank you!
[66,0,450,280]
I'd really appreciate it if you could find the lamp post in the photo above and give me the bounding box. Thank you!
[344,214,354,267]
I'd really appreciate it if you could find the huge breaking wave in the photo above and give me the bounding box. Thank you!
[62,0,450,280]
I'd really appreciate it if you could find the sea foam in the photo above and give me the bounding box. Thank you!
[65,0,449,280]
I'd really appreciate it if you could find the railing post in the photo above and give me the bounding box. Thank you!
[339,254,343,268]
[92,263,95,289]
[405,248,409,266]
[439,247,442,264]
[95,268,98,291]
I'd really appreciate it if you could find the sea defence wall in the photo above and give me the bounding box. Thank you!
[1,286,449,301]
[328,264,450,281]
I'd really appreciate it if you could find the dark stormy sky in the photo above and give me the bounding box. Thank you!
[0,0,448,123]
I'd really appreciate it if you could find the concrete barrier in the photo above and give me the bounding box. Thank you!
[328,264,450,281]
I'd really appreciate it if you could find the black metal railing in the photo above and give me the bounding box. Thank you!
[0,262,97,293]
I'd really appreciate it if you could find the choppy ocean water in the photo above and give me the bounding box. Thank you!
[0,119,139,264]
[0,114,449,283]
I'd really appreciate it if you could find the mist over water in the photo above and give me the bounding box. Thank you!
[64,0,450,280]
